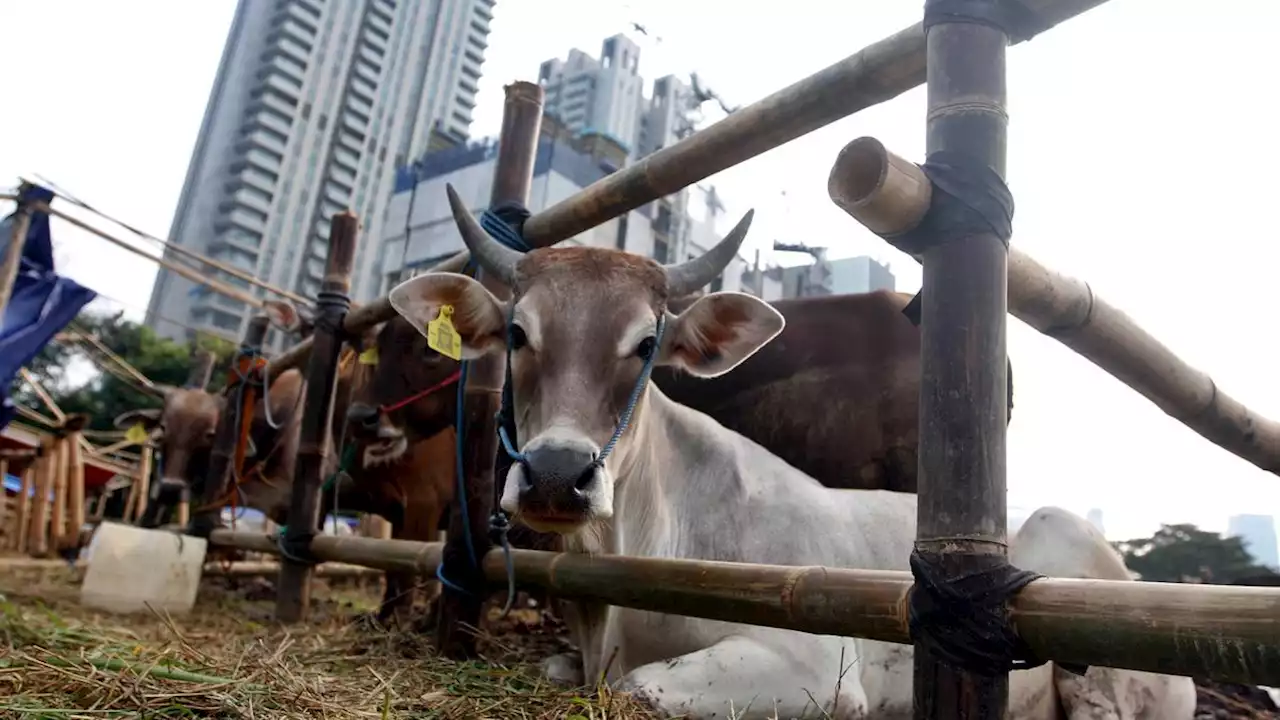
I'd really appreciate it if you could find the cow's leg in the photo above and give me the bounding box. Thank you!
[1012,506,1197,719]
[616,634,867,720]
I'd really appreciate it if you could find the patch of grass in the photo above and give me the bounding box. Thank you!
[0,562,656,719]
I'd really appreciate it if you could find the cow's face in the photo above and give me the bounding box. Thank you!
[345,317,459,468]
[387,185,782,535]
[114,387,225,493]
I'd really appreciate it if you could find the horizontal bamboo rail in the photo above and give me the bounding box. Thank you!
[210,530,1280,687]
[37,203,265,308]
[17,178,311,306]
[0,556,380,578]
[827,137,1280,476]
[260,0,1109,379]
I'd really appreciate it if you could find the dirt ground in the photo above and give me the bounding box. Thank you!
[0,561,654,719]
[0,561,1274,719]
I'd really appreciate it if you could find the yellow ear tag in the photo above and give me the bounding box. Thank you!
[426,305,463,361]
[125,423,149,445]
[358,346,379,365]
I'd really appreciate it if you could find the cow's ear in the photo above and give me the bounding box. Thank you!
[388,272,507,359]
[658,292,784,378]
[114,408,163,431]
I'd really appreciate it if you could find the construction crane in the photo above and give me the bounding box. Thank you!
[671,72,740,140]
[773,240,834,298]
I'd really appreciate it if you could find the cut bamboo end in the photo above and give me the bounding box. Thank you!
[828,136,932,238]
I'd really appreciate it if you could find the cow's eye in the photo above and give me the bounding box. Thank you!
[509,324,528,351]
[635,335,658,360]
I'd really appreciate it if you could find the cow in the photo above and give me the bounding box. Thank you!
[377,184,1196,719]
[110,300,315,528]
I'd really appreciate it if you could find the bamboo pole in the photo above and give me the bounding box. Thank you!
[0,459,8,546]
[905,6,1015,714]
[435,81,543,660]
[19,184,311,306]
[258,0,1106,381]
[19,368,65,423]
[276,212,360,623]
[125,445,153,525]
[134,445,152,523]
[208,530,1280,687]
[27,439,57,556]
[66,429,85,546]
[50,436,69,551]
[37,203,264,308]
[827,137,1280,477]
[15,466,34,553]
[0,189,34,315]
[69,330,159,393]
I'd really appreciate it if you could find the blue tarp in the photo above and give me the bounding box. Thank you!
[0,185,98,432]
[3,471,54,501]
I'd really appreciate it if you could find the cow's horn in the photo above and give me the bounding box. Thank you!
[445,183,520,286]
[663,209,754,298]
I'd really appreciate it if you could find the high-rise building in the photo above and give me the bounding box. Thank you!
[538,35,645,157]
[146,0,494,351]
[1228,514,1279,569]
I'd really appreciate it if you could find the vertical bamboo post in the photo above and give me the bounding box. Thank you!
[66,430,85,544]
[276,211,359,623]
[0,184,35,314]
[28,438,57,556]
[192,316,270,535]
[134,444,152,524]
[15,464,33,553]
[912,3,1011,718]
[436,81,544,659]
[0,459,7,541]
[50,435,68,548]
[130,445,154,525]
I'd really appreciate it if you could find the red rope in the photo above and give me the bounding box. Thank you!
[379,369,462,413]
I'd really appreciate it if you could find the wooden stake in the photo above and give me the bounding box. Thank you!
[435,81,544,660]
[28,439,57,556]
[67,431,86,544]
[911,6,1011,716]
[50,437,68,550]
[276,212,360,623]
[15,466,33,553]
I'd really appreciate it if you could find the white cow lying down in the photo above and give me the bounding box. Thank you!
[391,193,1197,719]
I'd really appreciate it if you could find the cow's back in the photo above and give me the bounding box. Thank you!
[653,290,920,493]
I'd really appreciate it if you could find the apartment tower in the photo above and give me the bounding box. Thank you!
[146,0,494,349]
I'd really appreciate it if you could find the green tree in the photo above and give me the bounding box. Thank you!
[10,310,236,432]
[1114,523,1278,584]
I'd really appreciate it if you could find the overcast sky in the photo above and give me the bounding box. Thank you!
[2,0,1278,543]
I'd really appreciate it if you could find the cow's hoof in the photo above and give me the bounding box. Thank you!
[542,652,585,687]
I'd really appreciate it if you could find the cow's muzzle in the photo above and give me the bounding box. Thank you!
[502,438,607,532]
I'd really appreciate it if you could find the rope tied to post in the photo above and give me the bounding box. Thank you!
[922,0,1049,44]
[436,202,532,616]
[895,149,1017,422]
[908,550,1043,676]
